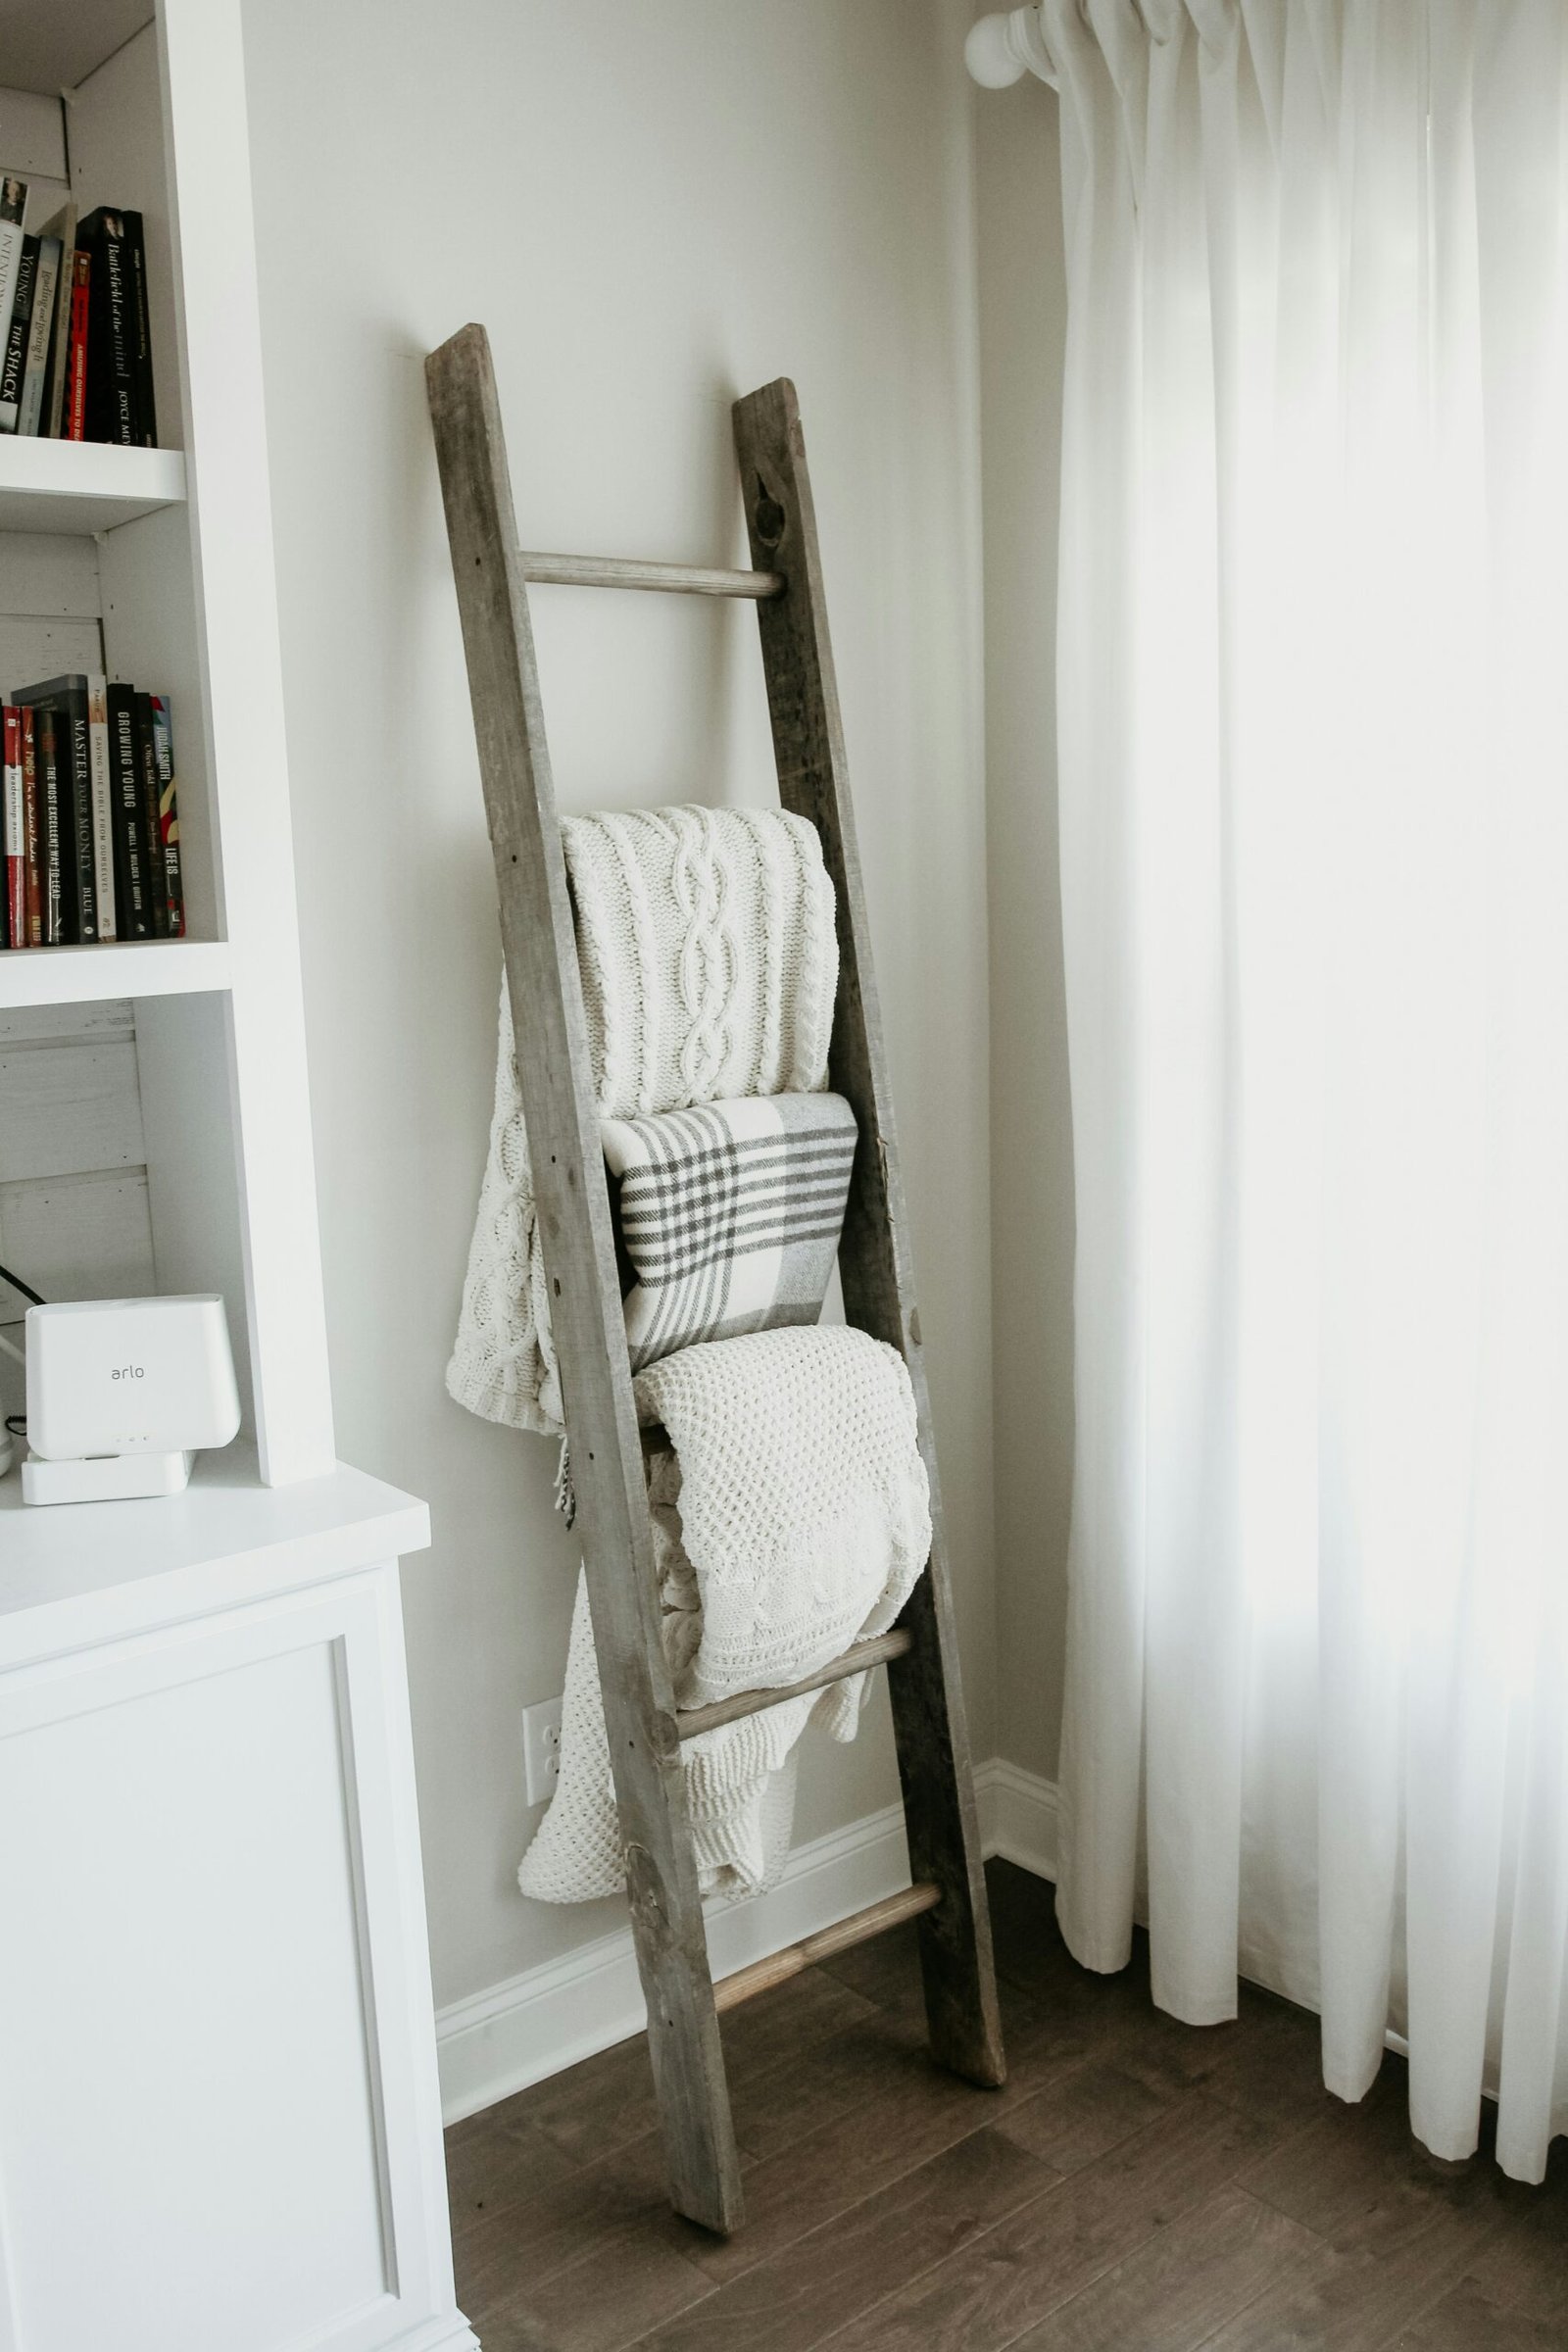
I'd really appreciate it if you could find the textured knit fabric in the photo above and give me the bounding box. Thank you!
[516,1326,932,1903]
[603,1093,858,1372]
[447,806,839,1435]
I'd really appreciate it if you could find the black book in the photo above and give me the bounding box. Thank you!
[35,708,60,943]
[14,676,95,940]
[0,232,38,432]
[132,692,169,935]
[34,707,80,944]
[76,207,137,446]
[107,683,152,937]
[150,695,182,934]
[122,210,155,449]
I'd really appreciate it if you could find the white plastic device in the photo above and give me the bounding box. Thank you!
[21,1295,241,1506]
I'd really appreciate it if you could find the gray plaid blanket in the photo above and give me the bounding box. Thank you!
[601,1093,858,1370]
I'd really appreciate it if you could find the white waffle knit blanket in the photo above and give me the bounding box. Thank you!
[517,1325,932,1903]
[447,805,839,1436]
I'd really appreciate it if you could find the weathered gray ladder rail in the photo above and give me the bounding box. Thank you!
[425,324,1004,2237]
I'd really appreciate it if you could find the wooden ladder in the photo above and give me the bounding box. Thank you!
[425,324,1005,2236]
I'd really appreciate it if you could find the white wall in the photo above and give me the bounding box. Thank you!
[239,0,996,2015]
[976,76,1073,1786]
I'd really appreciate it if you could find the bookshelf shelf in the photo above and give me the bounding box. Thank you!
[0,437,187,534]
[0,936,229,1006]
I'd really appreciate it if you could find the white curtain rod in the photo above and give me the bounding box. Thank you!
[965,6,1045,86]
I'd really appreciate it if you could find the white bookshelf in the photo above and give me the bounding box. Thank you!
[0,11,466,2350]
[0,10,336,1491]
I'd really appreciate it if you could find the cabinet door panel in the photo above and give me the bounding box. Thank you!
[0,1575,444,2352]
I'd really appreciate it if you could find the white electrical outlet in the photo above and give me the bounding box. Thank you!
[521,1695,564,1804]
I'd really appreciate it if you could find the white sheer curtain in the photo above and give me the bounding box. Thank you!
[1027,0,1568,2182]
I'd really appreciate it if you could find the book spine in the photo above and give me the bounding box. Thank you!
[104,224,136,445]
[18,235,60,437]
[123,211,156,449]
[151,696,183,935]
[48,704,81,945]
[0,233,39,432]
[0,176,28,390]
[37,707,63,945]
[65,254,90,441]
[20,708,40,946]
[133,693,169,935]
[37,203,75,439]
[2,707,21,946]
[86,673,117,940]
[66,692,94,941]
[82,215,137,447]
[108,684,151,939]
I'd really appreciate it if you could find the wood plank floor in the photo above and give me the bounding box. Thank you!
[445,1861,1568,2351]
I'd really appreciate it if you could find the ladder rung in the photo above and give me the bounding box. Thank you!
[675,1628,914,1740]
[712,1884,941,2014]
[518,550,783,599]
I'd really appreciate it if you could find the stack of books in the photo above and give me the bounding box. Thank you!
[0,174,157,445]
[1,677,183,948]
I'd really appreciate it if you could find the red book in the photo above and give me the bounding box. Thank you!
[65,250,89,441]
[2,707,21,947]
[20,706,41,945]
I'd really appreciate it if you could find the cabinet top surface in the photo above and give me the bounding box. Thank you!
[0,1446,431,1655]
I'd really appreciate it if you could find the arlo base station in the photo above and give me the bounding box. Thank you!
[22,1449,196,1506]
[19,1295,239,1508]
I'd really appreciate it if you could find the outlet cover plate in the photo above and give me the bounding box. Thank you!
[521,1695,564,1805]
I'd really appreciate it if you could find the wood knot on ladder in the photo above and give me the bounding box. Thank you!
[752,476,786,550]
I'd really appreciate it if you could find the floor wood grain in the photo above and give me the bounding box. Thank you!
[445,1862,1568,2351]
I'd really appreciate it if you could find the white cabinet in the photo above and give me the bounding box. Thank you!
[0,1462,475,2352]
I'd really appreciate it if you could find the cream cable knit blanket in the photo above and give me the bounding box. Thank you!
[447,805,839,1436]
[518,1326,932,1903]
[448,804,888,1901]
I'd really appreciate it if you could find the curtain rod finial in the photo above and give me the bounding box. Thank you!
[965,8,1034,87]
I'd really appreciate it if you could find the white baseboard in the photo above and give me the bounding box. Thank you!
[981,1757,1059,1880]
[387,2314,483,2351]
[435,1757,1061,2125]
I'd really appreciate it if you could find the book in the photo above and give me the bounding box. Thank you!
[85,673,117,939]
[107,682,152,937]
[19,234,61,437]
[122,211,156,449]
[77,207,137,445]
[0,176,27,401]
[0,232,39,432]
[64,251,90,440]
[35,202,75,438]
[34,705,67,943]
[2,707,21,946]
[150,696,182,935]
[65,685,95,939]
[20,707,40,946]
[15,679,89,942]
[133,692,169,934]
